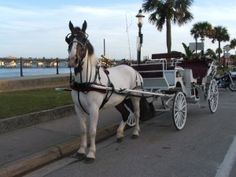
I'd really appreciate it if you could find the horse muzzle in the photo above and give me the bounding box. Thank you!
[68,56,79,68]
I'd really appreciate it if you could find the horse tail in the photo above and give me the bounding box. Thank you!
[135,71,144,90]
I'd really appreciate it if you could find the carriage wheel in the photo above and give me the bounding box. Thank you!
[124,104,136,127]
[126,112,136,127]
[172,91,187,130]
[208,79,219,113]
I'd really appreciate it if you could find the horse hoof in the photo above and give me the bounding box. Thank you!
[73,152,86,161]
[84,157,95,164]
[117,138,123,143]
[132,134,139,139]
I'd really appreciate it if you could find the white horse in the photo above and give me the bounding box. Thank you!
[66,20,143,162]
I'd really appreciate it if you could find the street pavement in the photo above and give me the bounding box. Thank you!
[0,89,235,177]
[23,89,236,177]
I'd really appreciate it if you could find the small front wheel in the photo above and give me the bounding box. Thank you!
[126,112,136,127]
[229,82,236,92]
[172,91,187,130]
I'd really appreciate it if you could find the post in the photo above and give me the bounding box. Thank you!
[20,57,23,77]
[56,58,59,74]
[103,38,106,56]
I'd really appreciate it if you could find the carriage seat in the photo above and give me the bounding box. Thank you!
[132,63,176,90]
[151,52,183,61]
[178,60,210,84]
[132,64,175,78]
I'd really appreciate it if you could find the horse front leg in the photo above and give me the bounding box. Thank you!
[74,105,87,160]
[86,106,99,162]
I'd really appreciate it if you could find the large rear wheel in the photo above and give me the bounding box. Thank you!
[172,91,187,130]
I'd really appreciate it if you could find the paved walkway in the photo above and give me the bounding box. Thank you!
[0,108,121,172]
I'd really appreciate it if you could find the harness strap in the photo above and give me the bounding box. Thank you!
[99,82,114,109]
[77,91,88,114]
[99,68,114,109]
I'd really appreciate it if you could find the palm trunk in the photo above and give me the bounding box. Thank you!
[218,41,221,61]
[166,19,171,53]
[195,38,198,55]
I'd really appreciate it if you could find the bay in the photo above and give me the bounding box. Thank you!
[0,68,70,79]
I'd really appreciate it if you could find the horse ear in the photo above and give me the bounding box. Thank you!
[82,20,87,32]
[69,21,74,32]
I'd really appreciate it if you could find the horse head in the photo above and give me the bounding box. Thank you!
[66,20,93,68]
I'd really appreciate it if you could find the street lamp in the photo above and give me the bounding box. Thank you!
[136,9,145,65]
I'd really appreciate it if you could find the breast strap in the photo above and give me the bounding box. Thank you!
[70,67,114,114]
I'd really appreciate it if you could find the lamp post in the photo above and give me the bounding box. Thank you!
[136,9,145,65]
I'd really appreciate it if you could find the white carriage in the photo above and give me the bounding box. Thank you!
[131,53,219,130]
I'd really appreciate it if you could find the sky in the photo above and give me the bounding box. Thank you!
[1,0,236,60]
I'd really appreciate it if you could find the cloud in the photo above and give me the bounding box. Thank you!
[0,2,236,59]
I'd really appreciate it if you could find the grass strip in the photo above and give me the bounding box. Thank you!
[0,88,73,119]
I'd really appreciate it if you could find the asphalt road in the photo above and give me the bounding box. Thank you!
[25,89,236,177]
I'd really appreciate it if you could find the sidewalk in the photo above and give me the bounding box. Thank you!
[0,108,121,177]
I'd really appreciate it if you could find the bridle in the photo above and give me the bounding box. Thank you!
[65,32,89,66]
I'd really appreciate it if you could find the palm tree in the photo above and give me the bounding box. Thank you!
[190,24,200,54]
[230,38,236,49]
[142,0,193,53]
[190,21,212,55]
[205,48,217,59]
[211,26,230,60]
[182,42,194,60]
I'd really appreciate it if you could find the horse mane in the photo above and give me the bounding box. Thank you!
[86,40,94,56]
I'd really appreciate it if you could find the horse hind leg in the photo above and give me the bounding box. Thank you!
[115,101,129,142]
[131,97,141,138]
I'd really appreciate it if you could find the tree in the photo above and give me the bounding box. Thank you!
[190,21,212,55]
[143,0,194,53]
[190,24,200,54]
[182,42,194,60]
[205,48,217,60]
[211,26,230,60]
[230,38,236,49]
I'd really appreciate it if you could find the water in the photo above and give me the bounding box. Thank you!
[0,68,70,79]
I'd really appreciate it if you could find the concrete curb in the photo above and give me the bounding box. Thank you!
[0,124,119,177]
[0,74,69,92]
[0,105,74,134]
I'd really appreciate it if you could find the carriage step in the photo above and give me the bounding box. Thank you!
[154,108,170,112]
